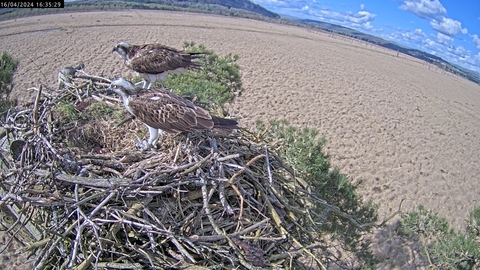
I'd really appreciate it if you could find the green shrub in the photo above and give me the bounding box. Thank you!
[54,103,79,122]
[397,205,480,269]
[397,205,451,237]
[467,205,480,237]
[85,102,124,120]
[0,51,18,113]
[255,119,378,266]
[54,101,124,122]
[161,41,242,111]
[430,233,479,269]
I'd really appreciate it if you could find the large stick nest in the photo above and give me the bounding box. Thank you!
[0,69,340,269]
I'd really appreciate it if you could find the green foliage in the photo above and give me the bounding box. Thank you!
[397,205,480,269]
[255,119,378,266]
[55,103,79,122]
[397,205,451,237]
[86,102,124,120]
[161,41,242,111]
[54,102,124,123]
[430,233,479,269]
[0,99,16,114]
[131,76,143,85]
[0,51,17,92]
[467,205,480,237]
[0,51,18,113]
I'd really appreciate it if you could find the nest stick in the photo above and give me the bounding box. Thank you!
[88,192,115,218]
[188,218,270,242]
[201,172,258,269]
[265,145,273,184]
[32,85,42,134]
[180,153,213,175]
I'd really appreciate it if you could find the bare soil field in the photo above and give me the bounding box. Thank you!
[1,10,479,268]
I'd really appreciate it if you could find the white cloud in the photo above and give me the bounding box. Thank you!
[250,0,290,9]
[421,38,444,53]
[414,37,480,72]
[414,28,425,36]
[255,0,382,33]
[475,52,480,62]
[355,11,376,24]
[362,22,373,30]
[399,28,426,42]
[472,34,480,50]
[399,0,446,19]
[423,39,437,47]
[359,21,374,30]
[311,9,376,25]
[446,45,469,57]
[430,17,468,36]
[436,32,454,45]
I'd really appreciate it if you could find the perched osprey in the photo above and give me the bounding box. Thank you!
[107,78,238,150]
[112,41,203,89]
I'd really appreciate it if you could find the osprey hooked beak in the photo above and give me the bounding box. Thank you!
[112,41,131,57]
[112,45,124,54]
[112,44,119,53]
[107,78,138,97]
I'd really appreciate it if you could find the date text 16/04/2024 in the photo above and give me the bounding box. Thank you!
[0,1,64,8]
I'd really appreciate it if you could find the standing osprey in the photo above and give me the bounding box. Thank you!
[112,42,203,89]
[107,78,238,150]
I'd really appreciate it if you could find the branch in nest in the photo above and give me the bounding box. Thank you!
[33,169,131,188]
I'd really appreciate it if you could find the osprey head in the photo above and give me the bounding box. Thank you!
[107,78,137,97]
[112,41,131,60]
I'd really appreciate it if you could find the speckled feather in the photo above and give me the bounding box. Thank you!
[125,43,202,74]
[127,89,237,134]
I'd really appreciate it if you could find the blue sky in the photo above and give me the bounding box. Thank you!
[251,0,480,73]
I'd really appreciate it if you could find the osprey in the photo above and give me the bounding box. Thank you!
[112,41,203,89]
[107,78,238,150]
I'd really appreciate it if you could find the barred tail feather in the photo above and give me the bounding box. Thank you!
[190,52,205,59]
[211,116,238,134]
[182,53,205,70]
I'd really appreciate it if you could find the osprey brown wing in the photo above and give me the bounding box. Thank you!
[128,91,214,133]
[126,44,199,74]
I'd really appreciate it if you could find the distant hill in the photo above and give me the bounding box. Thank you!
[188,0,280,18]
[0,0,280,21]
[297,18,480,84]
[71,0,280,18]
